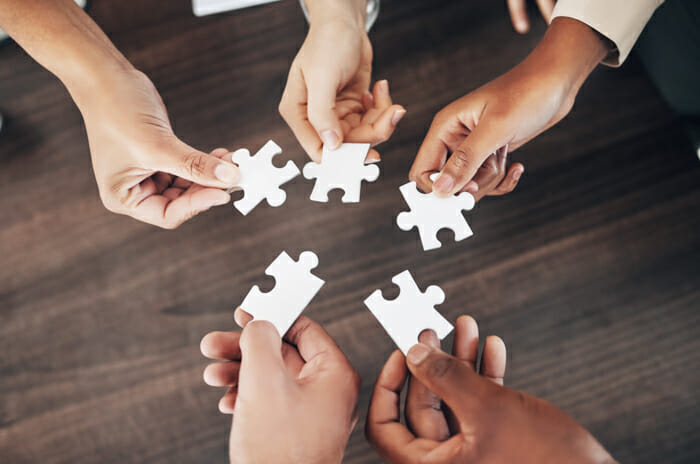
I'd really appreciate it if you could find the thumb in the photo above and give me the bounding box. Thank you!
[238,321,288,393]
[306,77,343,150]
[405,343,488,409]
[432,122,506,197]
[156,139,240,188]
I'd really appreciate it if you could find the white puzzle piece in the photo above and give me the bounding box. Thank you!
[364,270,453,355]
[239,251,325,336]
[303,143,380,203]
[231,140,300,215]
[396,174,475,251]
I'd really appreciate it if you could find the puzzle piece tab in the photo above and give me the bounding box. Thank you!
[239,251,325,336]
[231,140,300,215]
[303,143,379,203]
[396,175,475,251]
[364,270,453,354]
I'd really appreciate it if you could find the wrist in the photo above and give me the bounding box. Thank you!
[304,0,367,31]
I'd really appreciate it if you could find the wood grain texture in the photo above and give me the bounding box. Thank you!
[1,1,699,463]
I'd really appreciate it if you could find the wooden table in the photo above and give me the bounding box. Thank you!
[1,1,699,462]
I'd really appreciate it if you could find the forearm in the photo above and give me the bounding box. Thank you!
[0,0,134,110]
[304,0,366,29]
[522,17,608,97]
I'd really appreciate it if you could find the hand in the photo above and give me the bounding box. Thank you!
[409,18,607,200]
[279,2,405,162]
[507,0,555,34]
[366,315,616,464]
[200,309,361,464]
[79,69,240,229]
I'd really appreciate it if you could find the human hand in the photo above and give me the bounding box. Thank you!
[507,0,555,34]
[200,309,361,464]
[366,315,616,464]
[279,1,405,163]
[409,18,607,200]
[79,69,240,229]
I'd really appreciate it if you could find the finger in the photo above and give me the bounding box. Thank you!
[422,434,476,463]
[132,185,230,229]
[480,335,507,385]
[408,128,450,193]
[345,104,406,147]
[279,65,324,162]
[284,316,348,366]
[200,331,242,361]
[237,320,288,394]
[306,72,344,150]
[366,350,420,461]
[233,309,305,377]
[234,307,254,328]
[489,162,524,196]
[209,147,230,158]
[406,343,489,411]
[536,0,556,23]
[452,315,479,370]
[469,152,504,202]
[507,0,530,33]
[203,361,241,387]
[405,330,450,441]
[432,118,508,197]
[372,80,393,110]
[156,139,240,189]
[218,385,238,414]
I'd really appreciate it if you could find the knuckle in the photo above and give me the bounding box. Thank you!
[450,148,473,171]
[426,355,458,379]
[183,152,208,178]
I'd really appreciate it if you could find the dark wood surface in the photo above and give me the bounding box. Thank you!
[1,1,699,463]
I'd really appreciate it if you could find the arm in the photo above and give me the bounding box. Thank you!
[410,17,607,199]
[279,0,405,162]
[0,0,241,228]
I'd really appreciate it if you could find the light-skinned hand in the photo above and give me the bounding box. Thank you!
[366,315,617,464]
[409,18,608,201]
[279,1,405,163]
[81,69,240,229]
[200,309,361,464]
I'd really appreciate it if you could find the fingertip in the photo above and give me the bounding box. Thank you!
[203,363,218,386]
[320,129,342,150]
[200,332,217,357]
[418,329,440,349]
[218,395,235,414]
[391,108,407,127]
[233,307,253,328]
[432,172,456,197]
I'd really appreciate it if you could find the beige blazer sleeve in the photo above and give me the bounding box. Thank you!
[551,0,664,67]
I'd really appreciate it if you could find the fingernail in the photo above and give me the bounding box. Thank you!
[321,130,340,149]
[366,154,381,164]
[391,109,406,126]
[433,172,455,194]
[513,169,523,181]
[516,21,528,33]
[379,80,389,96]
[215,163,240,184]
[407,343,431,365]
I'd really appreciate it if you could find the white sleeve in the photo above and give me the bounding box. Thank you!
[551,0,665,67]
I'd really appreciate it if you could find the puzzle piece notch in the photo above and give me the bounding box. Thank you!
[231,140,300,215]
[303,143,379,203]
[396,174,475,251]
[240,251,325,336]
[364,270,453,354]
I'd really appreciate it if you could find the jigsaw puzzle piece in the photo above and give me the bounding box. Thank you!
[231,140,300,215]
[303,143,379,203]
[239,251,325,336]
[396,180,475,251]
[364,270,453,354]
